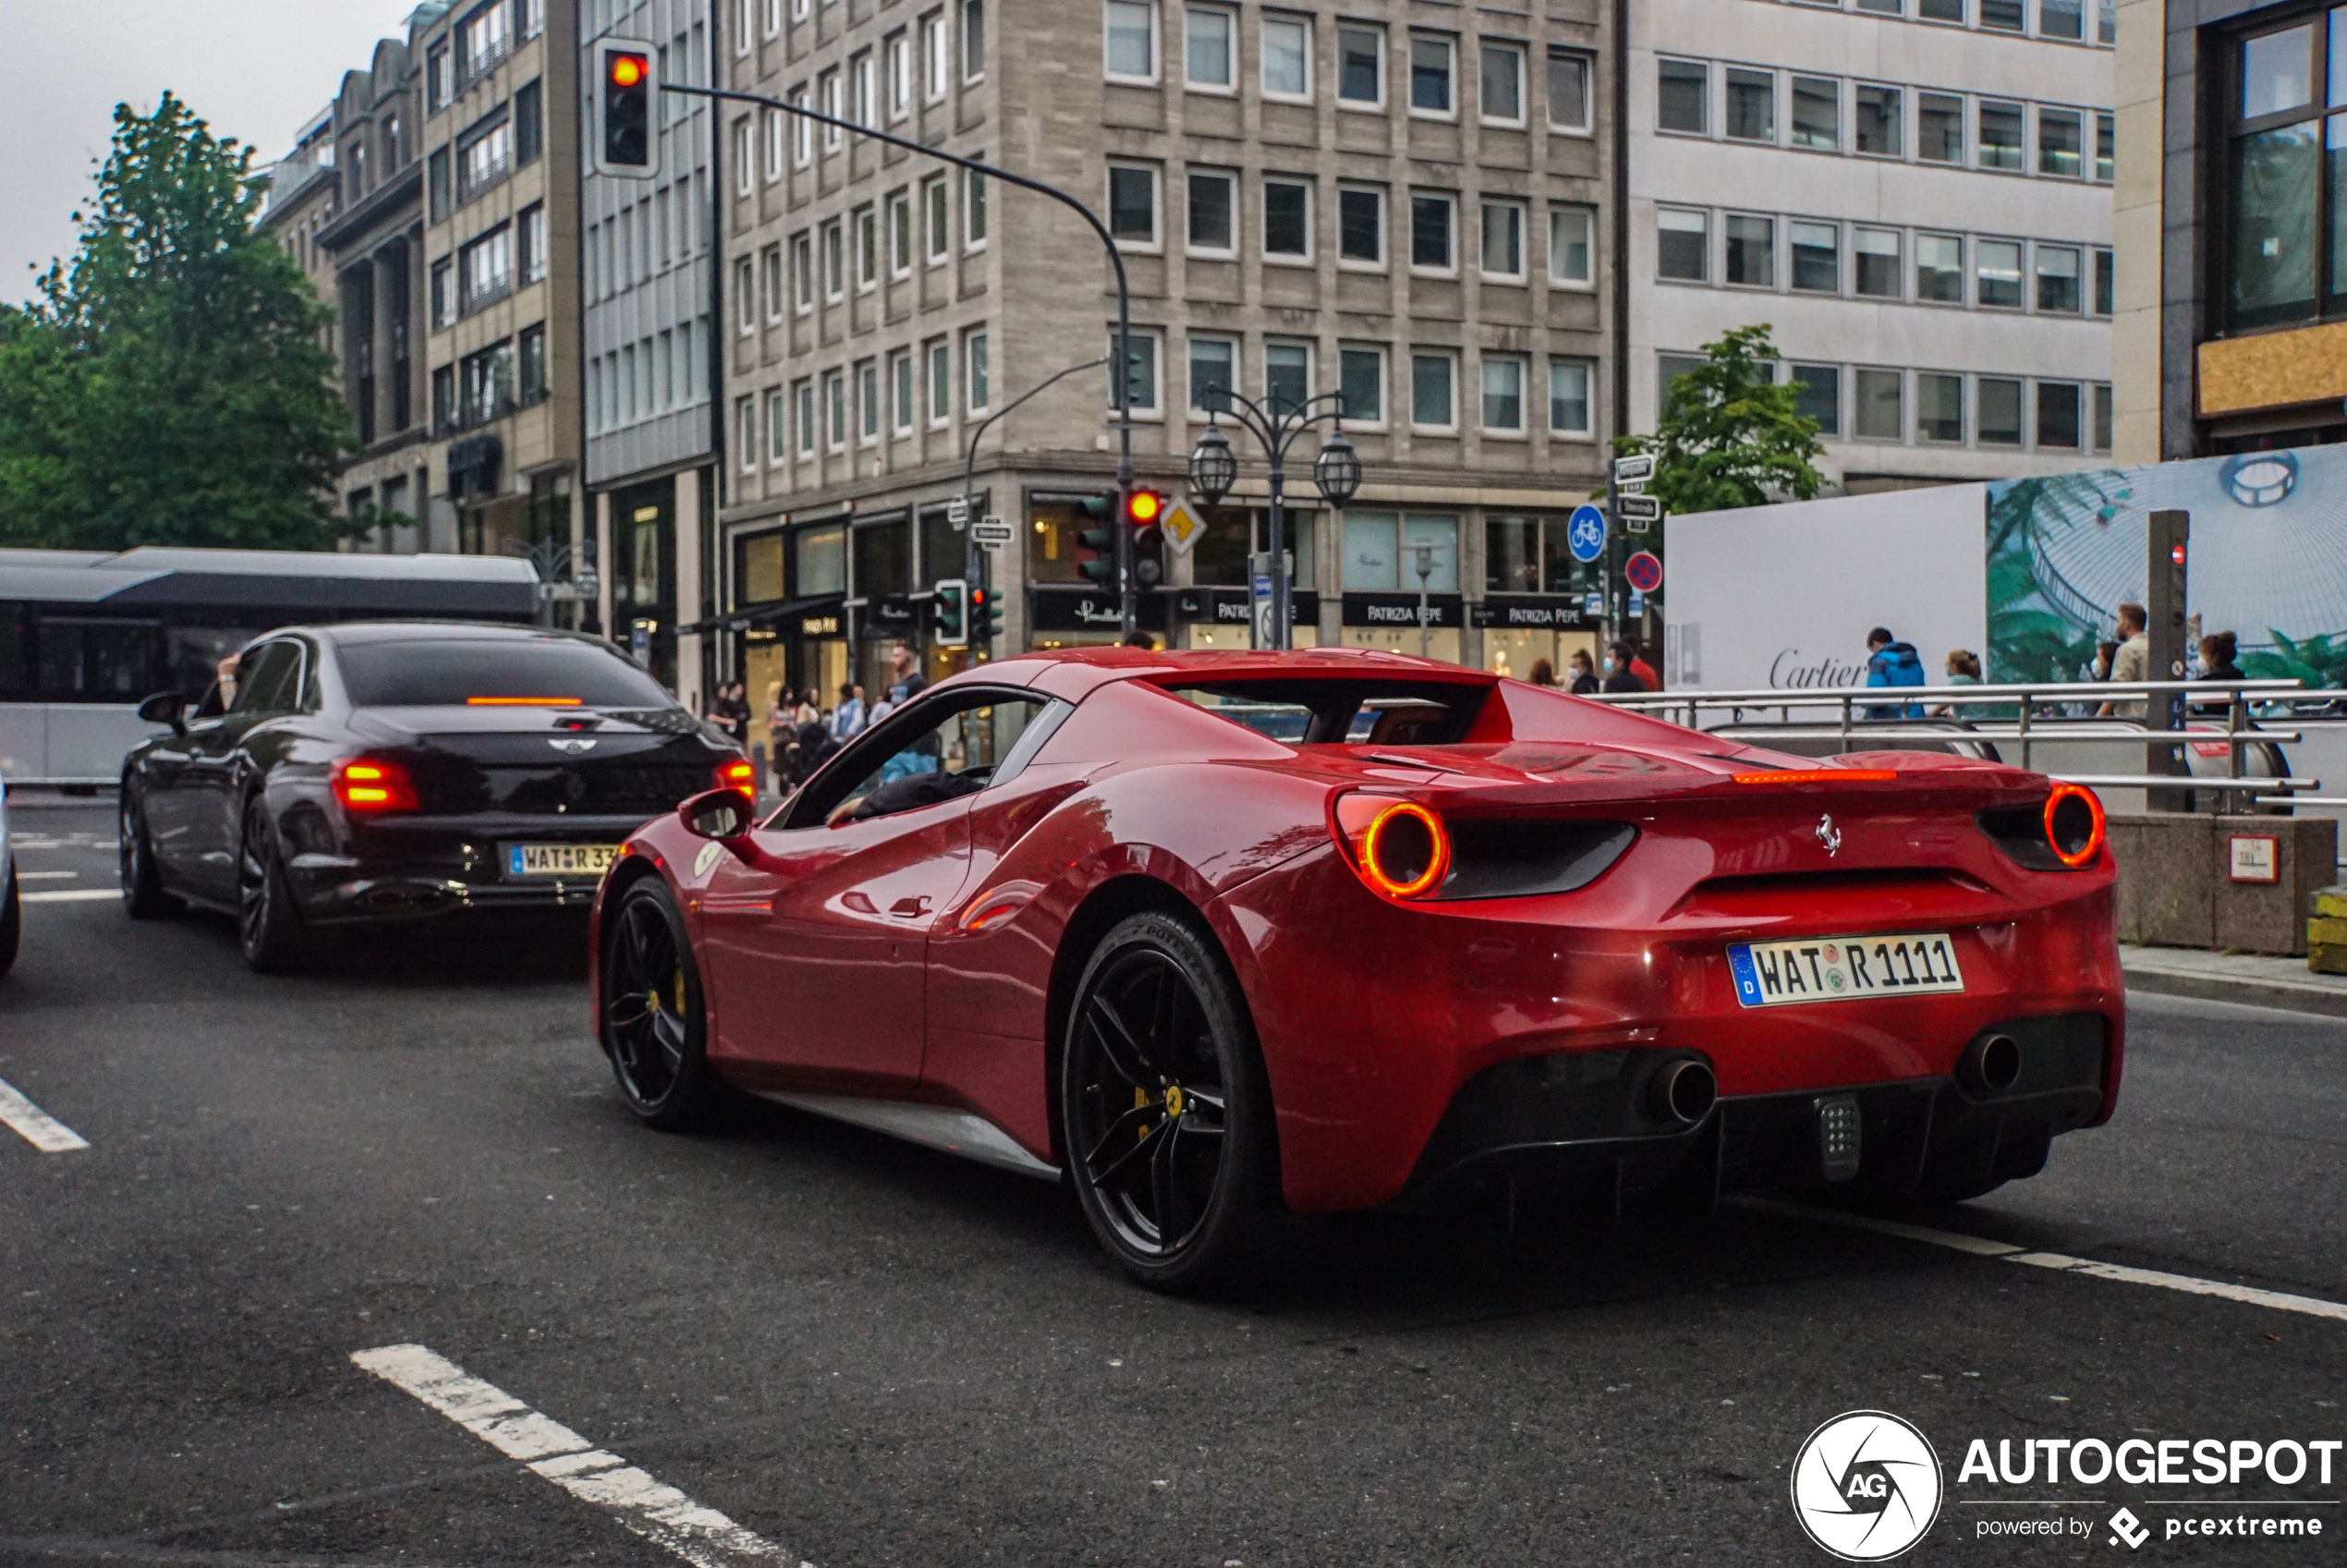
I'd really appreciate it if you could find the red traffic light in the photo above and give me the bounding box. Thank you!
[1124,488,1164,526]
[610,52,649,88]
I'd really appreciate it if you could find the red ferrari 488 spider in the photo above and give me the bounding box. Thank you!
[590,649,2121,1290]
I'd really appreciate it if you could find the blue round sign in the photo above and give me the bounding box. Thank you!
[1566,504,1608,565]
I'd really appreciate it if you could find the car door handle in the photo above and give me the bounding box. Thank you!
[890,895,932,918]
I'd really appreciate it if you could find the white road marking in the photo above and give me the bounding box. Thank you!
[21,889,120,904]
[1735,1197,2347,1324]
[350,1344,813,1568]
[0,1077,91,1153]
[17,870,78,881]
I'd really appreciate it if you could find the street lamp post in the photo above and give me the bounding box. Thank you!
[1186,390,1360,650]
[959,356,1111,631]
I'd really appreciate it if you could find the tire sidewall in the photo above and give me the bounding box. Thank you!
[238,798,303,971]
[0,860,18,977]
[1061,909,1278,1292]
[601,878,717,1129]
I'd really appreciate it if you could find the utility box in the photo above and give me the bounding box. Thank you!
[2109,812,2335,955]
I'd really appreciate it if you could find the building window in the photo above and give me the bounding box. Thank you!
[427,43,450,111]
[924,11,948,98]
[2092,247,2114,316]
[1792,76,1838,150]
[1726,67,1773,143]
[764,0,782,35]
[1919,91,1963,162]
[854,51,876,126]
[456,0,512,88]
[736,256,757,333]
[1186,6,1234,88]
[766,389,786,465]
[1979,100,2024,170]
[519,324,547,407]
[1978,377,2023,445]
[1411,192,1454,270]
[1658,58,1706,135]
[893,353,914,432]
[795,380,816,456]
[2223,16,2334,328]
[515,79,542,165]
[925,178,950,260]
[1917,372,1964,442]
[1480,42,1524,124]
[1480,201,1524,278]
[1265,340,1308,413]
[1339,344,1384,423]
[1854,367,1903,440]
[890,191,913,274]
[965,166,988,247]
[1411,351,1455,428]
[1410,35,1453,115]
[1109,163,1160,246]
[792,88,812,164]
[1791,220,1837,292]
[1793,363,1840,435]
[738,398,759,471]
[1189,336,1235,411]
[1338,186,1382,264]
[859,361,881,442]
[763,245,785,322]
[1113,332,1161,413]
[2092,383,2113,450]
[1855,226,1901,298]
[927,337,951,421]
[457,115,513,202]
[1339,26,1383,106]
[1724,213,1773,286]
[1549,206,1592,285]
[764,108,784,180]
[889,31,912,116]
[432,365,455,431]
[734,117,753,193]
[458,224,514,315]
[822,221,844,297]
[2042,0,2084,40]
[2038,107,2083,176]
[519,202,548,285]
[1106,0,1155,80]
[967,331,990,411]
[1855,84,1901,155]
[1981,0,2025,30]
[1548,359,1591,434]
[825,371,846,448]
[2037,382,2082,448]
[2037,244,2082,312]
[857,205,879,286]
[1482,356,1525,431]
[431,257,454,328]
[428,148,451,221]
[1187,169,1235,251]
[794,233,814,309]
[1657,208,1708,281]
[1262,14,1310,99]
[1547,50,1589,132]
[963,0,985,79]
[459,339,515,427]
[1262,178,1310,259]
[1915,232,1963,302]
[1976,238,2023,308]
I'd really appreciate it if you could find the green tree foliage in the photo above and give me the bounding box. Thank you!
[0,94,351,550]
[1610,324,1827,516]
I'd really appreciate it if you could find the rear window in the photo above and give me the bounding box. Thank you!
[1162,677,1489,746]
[337,638,677,710]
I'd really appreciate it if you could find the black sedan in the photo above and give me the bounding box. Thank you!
[120,622,751,970]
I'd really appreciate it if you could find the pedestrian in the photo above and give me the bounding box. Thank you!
[1599,640,1645,695]
[2191,630,2245,717]
[1123,630,1159,650]
[787,719,839,786]
[1933,650,1983,719]
[1567,649,1600,695]
[1527,658,1558,687]
[2097,603,2149,717]
[706,681,750,746]
[831,681,866,740]
[1626,640,1661,692]
[1862,626,1927,719]
[884,638,929,706]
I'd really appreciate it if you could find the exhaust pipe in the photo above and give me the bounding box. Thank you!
[1649,1058,1718,1127]
[1958,1033,2023,1097]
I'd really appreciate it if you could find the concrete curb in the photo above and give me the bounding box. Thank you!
[2122,953,2347,1020]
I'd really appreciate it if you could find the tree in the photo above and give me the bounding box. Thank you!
[1611,324,1827,516]
[0,94,352,551]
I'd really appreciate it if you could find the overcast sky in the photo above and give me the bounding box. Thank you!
[1,1,423,305]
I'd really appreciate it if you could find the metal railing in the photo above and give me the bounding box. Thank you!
[1587,677,2323,797]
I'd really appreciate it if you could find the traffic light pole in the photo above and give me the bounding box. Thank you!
[959,356,1110,650]
[660,83,1139,629]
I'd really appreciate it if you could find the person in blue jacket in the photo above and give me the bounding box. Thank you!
[1864,626,1927,719]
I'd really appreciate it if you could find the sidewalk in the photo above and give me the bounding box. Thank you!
[2121,944,2347,1018]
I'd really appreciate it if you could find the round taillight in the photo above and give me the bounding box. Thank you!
[2043,783,2104,868]
[1358,800,1451,899]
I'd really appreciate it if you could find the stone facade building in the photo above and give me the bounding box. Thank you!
[715,0,1616,702]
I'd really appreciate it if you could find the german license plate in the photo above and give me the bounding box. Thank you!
[1728,932,1964,1007]
[505,843,621,879]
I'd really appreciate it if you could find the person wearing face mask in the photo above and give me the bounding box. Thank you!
[1599,639,1646,694]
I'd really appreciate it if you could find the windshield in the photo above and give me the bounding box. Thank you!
[1161,677,1489,746]
[337,638,677,710]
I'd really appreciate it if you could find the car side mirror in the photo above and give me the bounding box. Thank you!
[676,787,752,844]
[137,691,187,735]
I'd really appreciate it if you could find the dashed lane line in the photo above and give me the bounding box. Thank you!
[0,1077,90,1153]
[351,1344,814,1568]
[1734,1197,2347,1324]
[21,889,120,904]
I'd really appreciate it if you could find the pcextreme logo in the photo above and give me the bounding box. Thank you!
[1791,1411,1945,1562]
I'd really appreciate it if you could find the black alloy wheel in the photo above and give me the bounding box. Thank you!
[237,798,309,973]
[1061,910,1281,1293]
[119,791,180,920]
[601,880,724,1130]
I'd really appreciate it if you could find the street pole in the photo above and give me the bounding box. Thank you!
[1602,464,1621,660]
[661,81,1135,641]
[958,356,1110,652]
[1410,545,1436,660]
[1190,389,1350,650]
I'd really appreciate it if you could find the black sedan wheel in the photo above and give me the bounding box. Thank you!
[1061,910,1283,1293]
[601,879,724,1130]
[237,798,310,973]
[119,791,180,920]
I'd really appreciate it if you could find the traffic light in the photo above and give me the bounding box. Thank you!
[1125,487,1166,588]
[1076,492,1118,588]
[597,43,660,178]
[971,585,1004,643]
[932,577,969,648]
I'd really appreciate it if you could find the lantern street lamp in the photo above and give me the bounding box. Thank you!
[1186,390,1362,650]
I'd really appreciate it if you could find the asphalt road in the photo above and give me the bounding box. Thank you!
[3,798,2343,1567]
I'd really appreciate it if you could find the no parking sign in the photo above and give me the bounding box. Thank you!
[1625,551,1664,594]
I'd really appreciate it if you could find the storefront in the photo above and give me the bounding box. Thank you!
[1341,591,1465,662]
[1475,595,1600,683]
[1029,586,1168,650]
[611,475,677,687]
[1172,587,1320,650]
